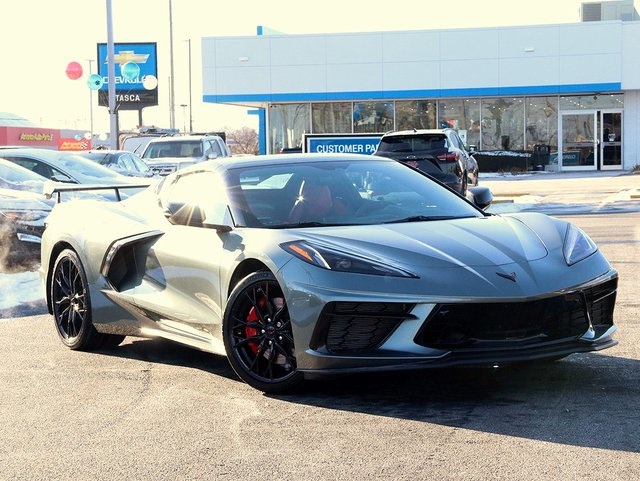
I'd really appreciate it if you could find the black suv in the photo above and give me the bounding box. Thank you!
[374,129,478,194]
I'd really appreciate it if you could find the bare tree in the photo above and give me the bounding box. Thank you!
[226,126,259,155]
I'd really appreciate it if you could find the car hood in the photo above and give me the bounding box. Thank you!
[0,187,54,209]
[294,214,551,269]
[145,157,197,164]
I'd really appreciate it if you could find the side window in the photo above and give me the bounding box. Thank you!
[118,154,136,172]
[162,171,228,227]
[449,132,461,149]
[209,140,222,157]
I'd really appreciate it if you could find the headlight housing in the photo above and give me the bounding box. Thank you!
[563,223,597,266]
[281,240,417,278]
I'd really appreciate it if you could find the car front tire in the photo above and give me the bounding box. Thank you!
[223,271,302,393]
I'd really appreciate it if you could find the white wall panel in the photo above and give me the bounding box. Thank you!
[439,29,500,60]
[559,54,621,84]
[269,36,326,66]
[382,31,441,62]
[498,26,560,58]
[214,38,271,67]
[213,67,271,95]
[441,59,500,88]
[559,22,622,56]
[499,57,560,86]
[325,34,383,64]
[622,23,640,89]
[201,21,630,98]
[382,62,441,90]
[326,64,383,92]
[623,90,639,169]
[270,66,326,93]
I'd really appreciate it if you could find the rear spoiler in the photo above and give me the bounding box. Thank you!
[43,180,155,203]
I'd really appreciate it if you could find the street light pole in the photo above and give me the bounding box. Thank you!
[86,59,94,143]
[106,0,118,150]
[168,0,176,130]
[187,38,193,133]
[180,104,188,133]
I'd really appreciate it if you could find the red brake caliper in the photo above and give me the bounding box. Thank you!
[245,295,266,354]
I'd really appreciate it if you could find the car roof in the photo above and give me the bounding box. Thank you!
[146,135,219,143]
[381,129,450,137]
[0,147,85,158]
[176,153,394,175]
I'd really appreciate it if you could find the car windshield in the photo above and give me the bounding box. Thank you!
[142,140,202,159]
[226,158,483,228]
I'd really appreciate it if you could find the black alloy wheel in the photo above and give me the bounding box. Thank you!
[223,271,302,393]
[51,249,124,350]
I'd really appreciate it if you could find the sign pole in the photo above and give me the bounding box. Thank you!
[106,0,119,150]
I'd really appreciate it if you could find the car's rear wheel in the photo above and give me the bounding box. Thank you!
[223,271,302,393]
[51,249,124,351]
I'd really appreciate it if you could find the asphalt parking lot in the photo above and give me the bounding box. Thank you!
[1,171,639,480]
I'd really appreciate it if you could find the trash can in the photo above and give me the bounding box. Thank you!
[532,144,550,171]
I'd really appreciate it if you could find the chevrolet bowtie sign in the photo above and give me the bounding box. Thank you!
[96,42,158,110]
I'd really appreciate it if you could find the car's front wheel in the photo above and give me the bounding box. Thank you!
[223,271,302,393]
[51,248,124,351]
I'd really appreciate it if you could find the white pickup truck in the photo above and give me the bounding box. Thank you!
[138,134,231,176]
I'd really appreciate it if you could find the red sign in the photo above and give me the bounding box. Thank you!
[58,138,92,151]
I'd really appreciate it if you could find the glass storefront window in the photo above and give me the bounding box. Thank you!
[311,102,353,134]
[525,97,558,152]
[395,100,437,131]
[438,99,480,149]
[559,94,623,110]
[481,98,524,151]
[268,103,310,154]
[353,101,393,133]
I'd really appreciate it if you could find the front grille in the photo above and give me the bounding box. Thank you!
[415,278,617,350]
[150,164,177,176]
[310,302,415,353]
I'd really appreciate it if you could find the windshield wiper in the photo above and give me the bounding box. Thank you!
[384,215,466,224]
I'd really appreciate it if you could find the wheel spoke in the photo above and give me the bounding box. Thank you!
[229,279,296,384]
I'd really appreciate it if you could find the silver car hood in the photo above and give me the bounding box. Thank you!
[296,214,551,269]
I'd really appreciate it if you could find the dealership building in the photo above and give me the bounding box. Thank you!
[201,1,640,172]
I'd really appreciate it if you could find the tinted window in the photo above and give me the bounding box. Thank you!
[226,159,481,228]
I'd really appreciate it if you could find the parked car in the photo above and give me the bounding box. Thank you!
[374,128,479,193]
[0,158,53,263]
[0,148,147,186]
[40,153,617,393]
[77,149,154,178]
[140,134,231,176]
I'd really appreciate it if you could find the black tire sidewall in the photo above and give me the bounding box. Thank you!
[223,271,302,393]
[51,248,97,350]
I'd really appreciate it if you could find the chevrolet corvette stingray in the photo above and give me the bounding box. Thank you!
[40,153,618,392]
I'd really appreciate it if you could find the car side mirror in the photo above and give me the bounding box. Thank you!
[467,186,493,210]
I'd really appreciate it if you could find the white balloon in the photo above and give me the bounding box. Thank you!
[143,75,158,90]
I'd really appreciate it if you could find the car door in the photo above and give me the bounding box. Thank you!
[131,170,231,352]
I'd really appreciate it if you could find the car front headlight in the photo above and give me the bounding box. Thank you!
[563,223,597,266]
[280,240,417,278]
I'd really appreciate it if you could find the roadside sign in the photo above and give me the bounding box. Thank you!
[304,134,381,155]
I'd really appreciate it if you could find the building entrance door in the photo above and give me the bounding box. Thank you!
[560,111,597,170]
[600,110,623,170]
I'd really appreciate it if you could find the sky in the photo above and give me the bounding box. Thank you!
[0,0,589,137]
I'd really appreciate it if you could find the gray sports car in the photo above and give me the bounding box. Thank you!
[40,153,618,392]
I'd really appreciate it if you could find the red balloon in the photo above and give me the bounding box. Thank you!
[65,61,83,80]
